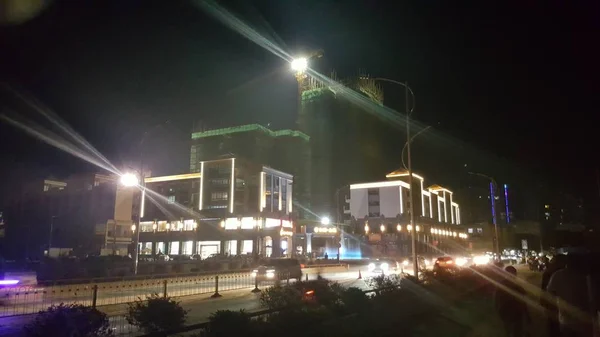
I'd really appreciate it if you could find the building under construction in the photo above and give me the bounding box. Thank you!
[297,72,404,223]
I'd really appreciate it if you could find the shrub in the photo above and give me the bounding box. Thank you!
[125,294,188,333]
[259,284,303,309]
[366,274,402,293]
[23,303,113,337]
[339,287,370,313]
[208,310,257,337]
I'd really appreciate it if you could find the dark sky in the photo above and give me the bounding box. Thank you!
[0,0,598,202]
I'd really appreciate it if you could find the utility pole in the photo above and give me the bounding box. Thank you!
[406,82,418,278]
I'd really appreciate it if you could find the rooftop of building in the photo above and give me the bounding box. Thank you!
[385,169,424,180]
[191,124,310,142]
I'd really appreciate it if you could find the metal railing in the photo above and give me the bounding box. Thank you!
[0,264,347,317]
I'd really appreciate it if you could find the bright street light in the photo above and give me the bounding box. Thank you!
[320,217,330,225]
[291,57,308,74]
[120,173,139,187]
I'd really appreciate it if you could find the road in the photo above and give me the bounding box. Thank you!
[0,265,359,317]
[0,266,373,336]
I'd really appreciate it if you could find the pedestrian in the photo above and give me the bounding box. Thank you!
[547,254,593,337]
[541,254,567,337]
[494,266,530,337]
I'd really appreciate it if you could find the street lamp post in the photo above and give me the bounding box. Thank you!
[468,172,500,257]
[127,120,169,275]
[374,78,418,278]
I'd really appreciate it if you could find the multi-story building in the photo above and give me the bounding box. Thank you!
[338,169,468,258]
[2,173,123,259]
[137,157,295,259]
[189,124,311,217]
[298,76,398,219]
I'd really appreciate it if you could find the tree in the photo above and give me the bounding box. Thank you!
[23,303,113,337]
[125,294,188,334]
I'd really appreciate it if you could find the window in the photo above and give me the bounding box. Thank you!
[169,241,180,255]
[211,178,228,185]
[207,205,227,209]
[476,228,483,234]
[168,195,175,204]
[211,192,228,201]
[468,228,473,234]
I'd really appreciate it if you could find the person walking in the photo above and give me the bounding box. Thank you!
[547,254,593,337]
[541,254,568,337]
[494,266,530,337]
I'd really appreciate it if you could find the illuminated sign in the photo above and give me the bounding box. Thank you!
[281,220,293,228]
[280,229,294,237]
[314,227,338,234]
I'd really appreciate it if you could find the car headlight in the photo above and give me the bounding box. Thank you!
[402,260,409,266]
[473,255,490,265]
[455,258,467,267]
[368,263,375,271]
[380,263,389,271]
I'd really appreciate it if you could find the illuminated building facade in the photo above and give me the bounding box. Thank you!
[346,169,467,257]
[137,158,295,259]
[189,124,311,218]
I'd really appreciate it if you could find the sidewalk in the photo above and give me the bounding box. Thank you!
[409,266,547,337]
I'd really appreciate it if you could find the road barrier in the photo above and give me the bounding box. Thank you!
[0,264,348,317]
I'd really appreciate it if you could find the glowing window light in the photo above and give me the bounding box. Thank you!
[397,224,402,231]
[364,224,369,233]
[0,280,19,286]
[415,225,421,232]
[380,224,386,232]
[407,225,413,232]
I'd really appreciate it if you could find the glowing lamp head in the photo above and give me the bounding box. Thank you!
[380,224,386,232]
[120,173,139,187]
[291,57,308,73]
[321,217,330,225]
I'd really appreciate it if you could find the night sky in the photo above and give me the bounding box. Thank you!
[0,1,598,205]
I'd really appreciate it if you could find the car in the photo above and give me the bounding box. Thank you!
[252,258,302,282]
[367,259,400,275]
[433,256,459,274]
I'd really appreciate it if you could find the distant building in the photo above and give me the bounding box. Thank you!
[326,169,469,258]
[3,173,122,259]
[189,124,311,217]
[138,157,295,259]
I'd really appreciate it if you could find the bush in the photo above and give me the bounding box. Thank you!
[208,310,258,337]
[23,303,113,337]
[366,274,402,293]
[260,284,303,309]
[125,294,188,333]
[339,287,370,313]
